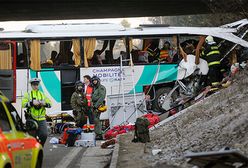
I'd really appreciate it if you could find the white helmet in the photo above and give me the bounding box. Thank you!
[30,78,41,84]
[205,36,214,43]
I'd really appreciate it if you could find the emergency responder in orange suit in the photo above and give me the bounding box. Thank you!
[83,75,94,124]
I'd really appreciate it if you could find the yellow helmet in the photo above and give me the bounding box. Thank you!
[46,59,53,65]
[98,105,107,112]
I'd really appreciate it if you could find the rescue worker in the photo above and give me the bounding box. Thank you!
[91,76,106,140]
[159,41,172,62]
[71,81,88,127]
[22,78,52,146]
[83,75,94,124]
[201,36,222,87]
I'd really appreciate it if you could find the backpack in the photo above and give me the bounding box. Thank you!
[66,133,78,147]
[132,117,150,143]
[65,128,82,147]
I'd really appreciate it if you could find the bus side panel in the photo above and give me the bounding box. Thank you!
[80,66,144,96]
[156,64,178,84]
[80,64,178,96]
[128,64,178,94]
[38,70,61,115]
[80,66,144,120]
[80,64,178,120]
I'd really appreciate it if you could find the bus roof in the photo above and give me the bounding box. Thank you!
[0,20,248,47]
[25,23,125,33]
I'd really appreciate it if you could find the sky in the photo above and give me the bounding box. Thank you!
[0,17,150,31]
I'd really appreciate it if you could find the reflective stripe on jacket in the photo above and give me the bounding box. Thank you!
[159,50,169,59]
[202,43,221,67]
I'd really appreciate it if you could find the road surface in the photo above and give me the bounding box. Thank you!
[43,136,112,168]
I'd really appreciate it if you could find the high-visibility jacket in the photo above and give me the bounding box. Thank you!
[159,49,172,62]
[85,85,93,106]
[201,43,221,67]
[160,49,169,59]
[22,90,51,121]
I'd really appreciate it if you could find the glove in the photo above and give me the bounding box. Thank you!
[33,100,40,106]
[40,100,46,106]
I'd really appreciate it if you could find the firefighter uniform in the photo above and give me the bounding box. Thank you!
[201,36,222,86]
[159,49,172,62]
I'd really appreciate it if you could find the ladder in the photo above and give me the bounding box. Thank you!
[119,51,138,124]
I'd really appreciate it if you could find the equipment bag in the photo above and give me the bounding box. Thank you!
[66,133,78,147]
[132,117,150,143]
[65,128,82,147]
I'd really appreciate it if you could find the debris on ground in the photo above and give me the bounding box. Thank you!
[116,69,248,168]
[184,148,248,167]
[49,137,59,144]
[152,149,162,156]
[101,139,116,149]
[145,70,248,167]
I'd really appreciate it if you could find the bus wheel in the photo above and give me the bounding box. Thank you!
[153,87,178,112]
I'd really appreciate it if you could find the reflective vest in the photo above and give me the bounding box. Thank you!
[85,85,93,106]
[159,49,172,62]
[22,90,51,121]
[202,43,221,67]
[160,50,169,59]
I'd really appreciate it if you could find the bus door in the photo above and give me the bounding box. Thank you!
[0,41,16,102]
[60,68,80,111]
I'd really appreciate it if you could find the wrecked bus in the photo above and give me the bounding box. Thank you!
[0,19,248,126]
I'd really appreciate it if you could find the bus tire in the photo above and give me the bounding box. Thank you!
[153,87,178,112]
